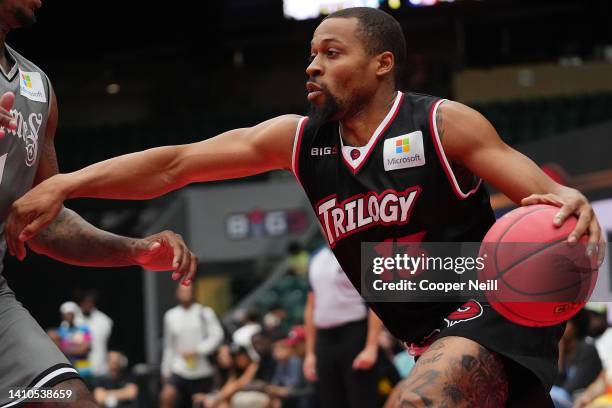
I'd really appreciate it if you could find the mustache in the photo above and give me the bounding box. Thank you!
[307,78,330,92]
[306,86,340,131]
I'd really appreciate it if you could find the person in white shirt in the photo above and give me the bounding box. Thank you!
[78,291,113,377]
[232,308,262,359]
[160,284,224,408]
[303,247,383,408]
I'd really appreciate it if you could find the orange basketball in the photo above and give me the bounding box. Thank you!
[477,204,598,327]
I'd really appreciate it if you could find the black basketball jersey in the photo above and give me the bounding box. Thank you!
[293,91,496,342]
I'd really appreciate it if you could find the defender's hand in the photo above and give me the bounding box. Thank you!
[5,176,67,260]
[0,92,17,138]
[133,230,197,286]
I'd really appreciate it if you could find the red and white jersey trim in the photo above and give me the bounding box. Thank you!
[429,99,482,200]
[291,116,308,184]
[340,91,404,174]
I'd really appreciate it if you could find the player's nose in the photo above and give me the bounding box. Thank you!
[306,56,323,78]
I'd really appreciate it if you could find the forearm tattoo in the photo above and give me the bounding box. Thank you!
[31,207,136,266]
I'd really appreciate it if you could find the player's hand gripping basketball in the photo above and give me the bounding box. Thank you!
[0,91,18,138]
[521,189,606,266]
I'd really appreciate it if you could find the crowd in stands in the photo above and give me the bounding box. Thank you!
[552,306,612,408]
[45,244,612,408]
[47,291,137,408]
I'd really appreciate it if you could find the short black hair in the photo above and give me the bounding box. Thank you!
[570,309,590,339]
[230,344,251,357]
[246,307,260,322]
[75,289,98,304]
[325,7,407,86]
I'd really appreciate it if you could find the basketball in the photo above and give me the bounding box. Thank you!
[478,204,599,327]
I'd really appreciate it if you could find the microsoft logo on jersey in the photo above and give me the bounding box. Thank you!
[18,70,47,103]
[21,73,32,89]
[383,132,426,171]
[395,138,410,153]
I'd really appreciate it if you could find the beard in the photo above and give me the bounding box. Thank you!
[13,7,36,28]
[306,86,341,133]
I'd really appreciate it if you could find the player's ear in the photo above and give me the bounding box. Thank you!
[375,51,394,78]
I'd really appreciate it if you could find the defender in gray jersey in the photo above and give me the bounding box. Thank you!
[0,1,197,407]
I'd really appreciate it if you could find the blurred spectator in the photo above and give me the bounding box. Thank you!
[551,310,602,408]
[263,302,289,335]
[232,307,261,356]
[265,328,308,408]
[193,345,259,408]
[287,326,306,359]
[77,290,113,377]
[58,301,92,379]
[251,332,277,383]
[93,351,138,408]
[160,284,224,408]
[572,367,612,408]
[232,327,309,408]
[287,241,309,277]
[212,344,234,391]
[591,305,612,370]
[585,305,608,338]
[304,247,382,408]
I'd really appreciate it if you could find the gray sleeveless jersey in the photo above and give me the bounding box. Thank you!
[0,44,51,276]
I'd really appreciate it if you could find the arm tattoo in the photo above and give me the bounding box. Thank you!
[28,91,138,267]
[30,207,137,267]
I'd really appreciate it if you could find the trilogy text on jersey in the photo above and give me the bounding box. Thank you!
[316,187,421,246]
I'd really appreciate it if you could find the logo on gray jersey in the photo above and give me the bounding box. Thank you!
[6,109,42,167]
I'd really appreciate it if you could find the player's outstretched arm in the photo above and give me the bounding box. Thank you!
[438,100,604,262]
[49,113,300,201]
[6,112,301,265]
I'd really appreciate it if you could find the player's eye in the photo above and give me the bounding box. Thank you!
[326,49,339,58]
[308,53,316,63]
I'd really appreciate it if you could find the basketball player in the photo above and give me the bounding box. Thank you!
[0,1,196,407]
[6,7,605,407]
